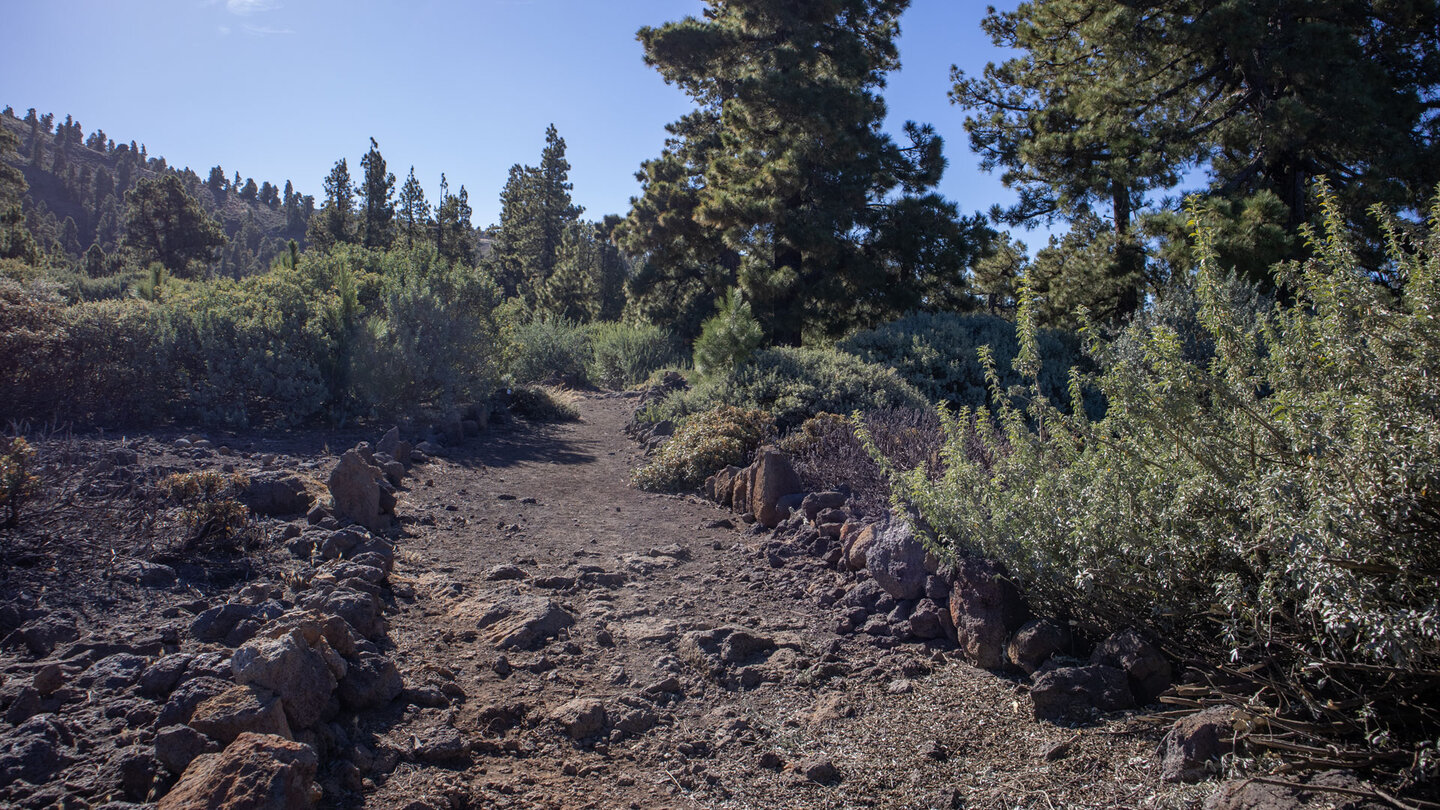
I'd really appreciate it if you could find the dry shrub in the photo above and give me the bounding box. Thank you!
[635,405,775,492]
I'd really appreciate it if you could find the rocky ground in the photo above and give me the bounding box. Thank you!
[0,392,1396,809]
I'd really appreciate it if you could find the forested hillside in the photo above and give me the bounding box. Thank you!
[2,1,1440,804]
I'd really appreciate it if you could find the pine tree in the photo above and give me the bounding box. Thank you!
[0,126,38,262]
[358,137,396,249]
[397,166,428,249]
[952,0,1440,321]
[240,178,259,202]
[540,220,602,322]
[122,174,227,277]
[309,158,355,250]
[434,176,474,265]
[487,125,583,305]
[629,0,982,343]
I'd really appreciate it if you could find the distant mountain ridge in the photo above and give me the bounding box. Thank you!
[1,106,313,277]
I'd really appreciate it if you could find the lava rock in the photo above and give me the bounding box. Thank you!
[157,732,318,810]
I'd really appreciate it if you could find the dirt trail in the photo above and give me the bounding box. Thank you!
[351,393,1199,810]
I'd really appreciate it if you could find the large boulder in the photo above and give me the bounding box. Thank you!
[1160,707,1235,783]
[188,686,293,746]
[327,449,394,533]
[866,516,930,600]
[1030,664,1134,722]
[749,448,804,528]
[231,631,338,730]
[336,653,403,712]
[451,595,575,651]
[707,466,743,508]
[949,558,1028,670]
[844,523,881,571]
[242,472,315,517]
[0,714,74,788]
[158,733,318,810]
[1090,627,1172,705]
[1006,619,1070,675]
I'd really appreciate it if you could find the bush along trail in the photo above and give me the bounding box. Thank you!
[0,386,1399,810]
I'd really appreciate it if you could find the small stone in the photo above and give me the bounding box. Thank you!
[799,756,839,784]
[550,698,607,740]
[32,664,65,696]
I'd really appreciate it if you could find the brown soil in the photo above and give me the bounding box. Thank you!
[0,392,1216,809]
[353,393,1206,810]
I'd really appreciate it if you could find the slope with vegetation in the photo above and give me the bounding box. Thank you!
[2,0,1439,803]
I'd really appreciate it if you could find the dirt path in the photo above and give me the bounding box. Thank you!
[347,393,1200,810]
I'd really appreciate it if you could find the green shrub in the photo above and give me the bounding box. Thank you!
[352,250,501,418]
[506,317,590,386]
[586,321,678,389]
[692,290,763,376]
[635,405,775,492]
[662,346,930,432]
[886,187,1440,750]
[0,278,68,420]
[839,311,1095,415]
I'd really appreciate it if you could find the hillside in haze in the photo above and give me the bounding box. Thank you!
[1,105,310,279]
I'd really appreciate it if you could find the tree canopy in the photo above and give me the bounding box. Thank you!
[121,174,226,277]
[622,0,991,344]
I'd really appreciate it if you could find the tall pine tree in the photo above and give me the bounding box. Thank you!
[309,158,355,250]
[628,0,984,343]
[398,166,428,249]
[488,126,584,308]
[359,138,396,249]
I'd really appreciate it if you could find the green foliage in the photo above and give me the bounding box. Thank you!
[585,321,677,389]
[122,175,227,277]
[359,138,396,250]
[488,125,584,307]
[505,317,590,387]
[839,311,1094,415]
[0,437,40,528]
[634,405,774,493]
[663,346,930,432]
[630,1,988,343]
[350,247,500,417]
[0,243,503,428]
[691,290,763,377]
[887,187,1440,745]
[310,158,355,250]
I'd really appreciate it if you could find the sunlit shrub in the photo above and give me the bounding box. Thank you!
[839,311,1095,415]
[887,186,1440,748]
[506,317,590,387]
[352,250,501,417]
[586,321,678,389]
[160,470,253,551]
[634,405,775,492]
[659,346,930,432]
[506,384,581,423]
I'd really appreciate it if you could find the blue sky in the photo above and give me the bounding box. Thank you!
[1,0,1028,236]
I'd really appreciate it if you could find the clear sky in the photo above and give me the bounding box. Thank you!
[0,0,1027,235]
